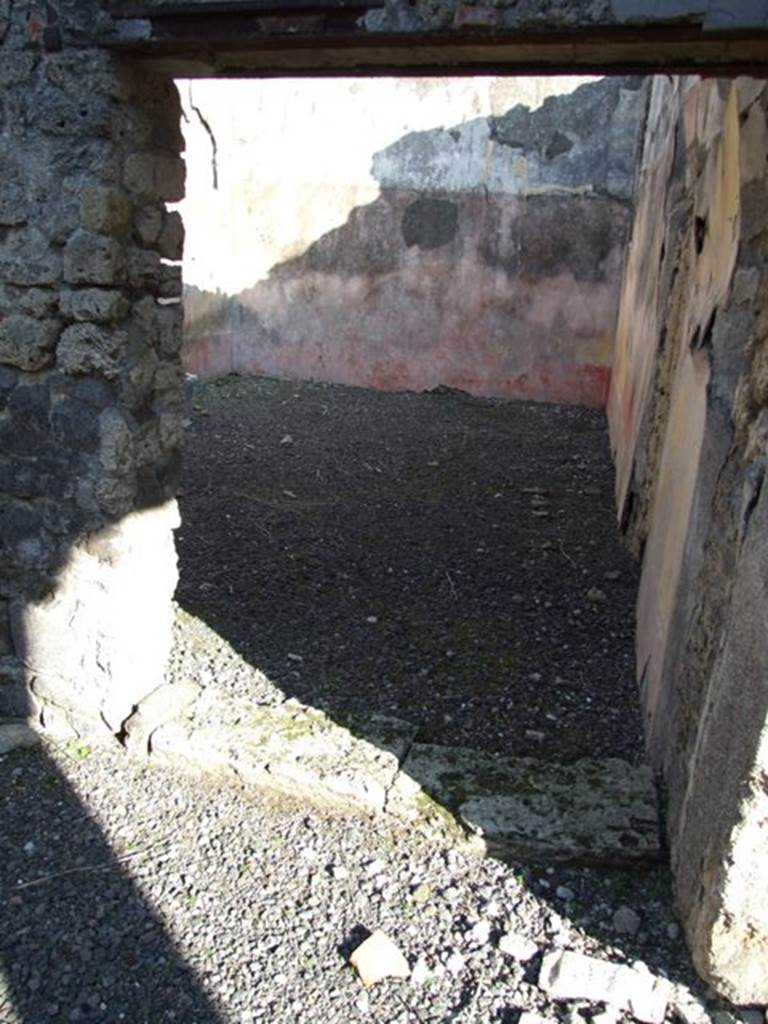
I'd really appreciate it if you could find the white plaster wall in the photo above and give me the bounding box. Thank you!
[176,76,596,294]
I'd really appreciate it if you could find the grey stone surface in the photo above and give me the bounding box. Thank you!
[538,949,670,1024]
[0,315,59,371]
[388,744,660,863]
[0,721,39,754]
[151,688,418,816]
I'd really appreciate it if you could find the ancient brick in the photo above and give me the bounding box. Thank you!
[0,503,50,569]
[81,186,133,237]
[157,211,185,261]
[0,385,50,458]
[26,90,113,138]
[60,288,129,324]
[0,184,28,226]
[156,303,183,356]
[0,256,60,288]
[2,286,60,318]
[134,205,163,246]
[0,599,11,657]
[58,322,126,378]
[128,248,163,290]
[124,153,186,202]
[0,657,30,719]
[0,314,59,371]
[63,229,126,286]
[0,53,37,88]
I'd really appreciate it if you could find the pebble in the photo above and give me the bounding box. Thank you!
[498,931,539,962]
[556,885,575,901]
[539,950,670,1024]
[667,921,681,940]
[466,920,491,946]
[592,1009,621,1024]
[612,905,641,936]
[411,882,432,904]
[444,951,465,975]
[519,1013,557,1024]
[350,930,410,987]
[410,958,430,985]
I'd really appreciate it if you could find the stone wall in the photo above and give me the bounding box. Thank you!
[0,5,185,740]
[608,75,768,1002]
[180,76,646,407]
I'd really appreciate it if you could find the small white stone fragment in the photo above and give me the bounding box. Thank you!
[355,992,369,1013]
[556,885,575,901]
[445,951,465,975]
[592,1009,621,1024]
[350,930,410,988]
[365,616,378,624]
[331,864,349,881]
[23,841,35,855]
[668,983,711,1024]
[410,958,430,986]
[466,920,491,946]
[518,1013,556,1024]
[279,434,293,445]
[612,905,641,936]
[364,858,386,877]
[286,652,303,662]
[498,931,539,962]
[538,950,670,1024]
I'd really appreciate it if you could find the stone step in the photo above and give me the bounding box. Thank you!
[390,742,661,865]
[148,688,419,817]
[143,685,660,865]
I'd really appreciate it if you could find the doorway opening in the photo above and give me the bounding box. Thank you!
[169,74,652,841]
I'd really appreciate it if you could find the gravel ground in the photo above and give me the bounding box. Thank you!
[1,378,723,1024]
[0,740,713,1024]
[175,376,644,764]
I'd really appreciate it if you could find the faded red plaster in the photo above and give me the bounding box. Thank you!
[184,191,627,408]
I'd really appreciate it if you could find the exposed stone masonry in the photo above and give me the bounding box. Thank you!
[0,7,185,738]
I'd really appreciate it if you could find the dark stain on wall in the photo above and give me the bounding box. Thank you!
[401,197,459,249]
[479,195,626,281]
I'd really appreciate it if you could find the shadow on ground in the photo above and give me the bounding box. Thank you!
[175,375,643,764]
[0,743,224,1024]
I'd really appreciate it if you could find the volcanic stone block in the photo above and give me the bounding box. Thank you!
[81,186,133,237]
[59,288,129,324]
[124,153,186,202]
[0,315,59,370]
[63,230,126,286]
[58,323,126,378]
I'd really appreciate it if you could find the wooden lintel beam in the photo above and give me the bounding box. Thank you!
[108,0,382,15]
[96,16,768,75]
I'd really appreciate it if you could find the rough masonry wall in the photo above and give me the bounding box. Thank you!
[181,76,645,406]
[608,75,768,1002]
[0,6,185,740]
